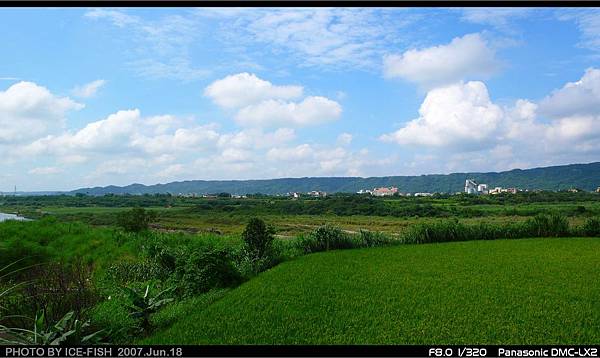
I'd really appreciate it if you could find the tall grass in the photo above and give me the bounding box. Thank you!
[294,214,599,251]
[401,214,593,245]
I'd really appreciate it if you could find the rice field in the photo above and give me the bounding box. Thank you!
[143,237,600,345]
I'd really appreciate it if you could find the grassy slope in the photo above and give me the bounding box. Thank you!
[144,238,600,344]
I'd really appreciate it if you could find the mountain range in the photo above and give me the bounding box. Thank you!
[69,162,600,196]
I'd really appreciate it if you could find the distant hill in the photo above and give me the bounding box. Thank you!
[69,162,600,196]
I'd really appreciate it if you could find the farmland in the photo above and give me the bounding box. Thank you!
[144,238,600,344]
[0,191,599,345]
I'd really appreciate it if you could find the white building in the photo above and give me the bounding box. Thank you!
[465,179,489,195]
[372,187,398,197]
[308,190,327,197]
[477,184,488,194]
[465,179,478,194]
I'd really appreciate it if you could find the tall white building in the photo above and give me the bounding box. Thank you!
[465,179,478,194]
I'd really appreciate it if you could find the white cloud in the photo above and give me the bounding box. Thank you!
[380,68,600,175]
[85,10,207,81]
[28,166,63,175]
[383,33,500,88]
[557,9,600,52]
[538,68,600,118]
[130,58,210,81]
[336,132,353,146]
[72,79,107,98]
[235,96,341,128]
[24,109,221,158]
[266,144,315,161]
[0,81,83,144]
[460,8,533,32]
[204,72,302,109]
[206,73,341,128]
[217,128,295,149]
[210,8,420,70]
[380,81,503,149]
[85,9,139,27]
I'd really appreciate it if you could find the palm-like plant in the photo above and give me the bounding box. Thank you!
[0,310,105,345]
[123,285,174,333]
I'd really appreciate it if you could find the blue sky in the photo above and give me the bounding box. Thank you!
[1,7,600,191]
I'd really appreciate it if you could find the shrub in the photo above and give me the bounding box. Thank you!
[522,214,570,237]
[298,225,358,253]
[174,246,242,297]
[241,218,275,260]
[117,207,156,233]
[88,295,136,344]
[580,217,600,237]
[3,261,99,328]
[358,230,395,247]
[107,260,170,285]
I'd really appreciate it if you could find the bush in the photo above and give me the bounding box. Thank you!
[522,214,570,237]
[241,218,275,260]
[107,260,170,285]
[238,218,279,276]
[358,230,395,247]
[88,296,136,344]
[580,217,600,237]
[2,261,99,328]
[174,246,242,297]
[298,225,359,253]
[117,208,156,233]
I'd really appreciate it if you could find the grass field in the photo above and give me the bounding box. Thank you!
[144,238,600,344]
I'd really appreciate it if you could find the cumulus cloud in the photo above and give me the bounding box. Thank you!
[217,128,296,149]
[72,79,106,98]
[383,33,500,88]
[0,81,83,144]
[204,72,303,109]
[24,109,220,158]
[381,68,600,174]
[206,73,341,128]
[538,68,600,118]
[380,81,503,149]
[234,96,341,127]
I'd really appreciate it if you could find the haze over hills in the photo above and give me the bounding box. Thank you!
[68,162,600,196]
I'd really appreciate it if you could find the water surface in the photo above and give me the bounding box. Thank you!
[0,212,29,222]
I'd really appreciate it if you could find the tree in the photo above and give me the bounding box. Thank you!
[117,207,156,233]
[241,218,275,260]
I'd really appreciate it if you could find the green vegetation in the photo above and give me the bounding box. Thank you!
[1,194,599,345]
[0,310,105,345]
[123,285,174,333]
[117,207,157,233]
[144,238,600,344]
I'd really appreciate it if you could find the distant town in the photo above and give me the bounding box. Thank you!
[2,182,600,199]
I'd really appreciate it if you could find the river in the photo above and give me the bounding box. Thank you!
[0,212,29,222]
